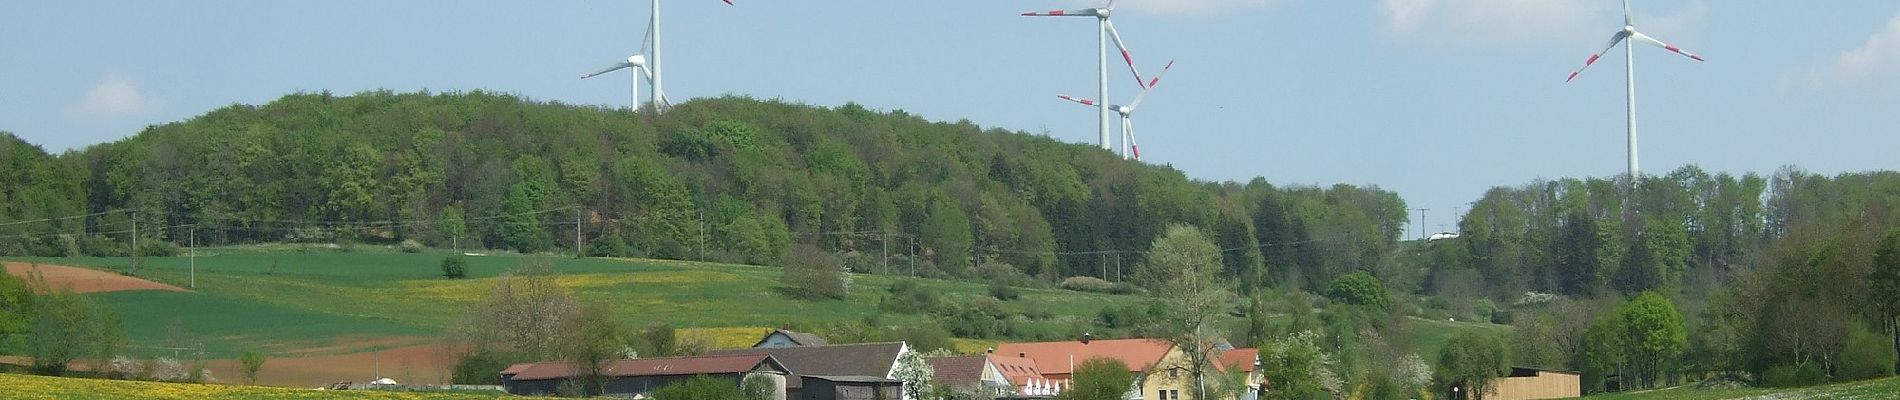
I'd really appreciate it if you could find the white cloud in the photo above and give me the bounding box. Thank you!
[1785,10,1900,88]
[68,73,157,120]
[1063,0,1280,17]
[1376,0,1706,47]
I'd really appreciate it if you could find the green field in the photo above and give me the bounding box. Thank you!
[0,372,514,399]
[8,248,1513,363]
[1573,376,1900,400]
[7,249,1149,357]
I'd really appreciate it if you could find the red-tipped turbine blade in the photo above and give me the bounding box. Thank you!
[1022,9,1098,17]
[1125,60,1173,112]
[1103,20,1145,89]
[1567,31,1630,82]
[1057,95,1098,107]
[721,0,733,4]
[1631,31,1705,62]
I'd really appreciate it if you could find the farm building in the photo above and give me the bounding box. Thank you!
[800,375,904,400]
[754,328,830,348]
[1484,367,1581,400]
[499,353,788,398]
[711,342,911,400]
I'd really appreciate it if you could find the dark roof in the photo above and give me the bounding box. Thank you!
[506,354,785,381]
[926,355,990,387]
[709,342,906,388]
[1508,366,1582,377]
[752,329,830,347]
[804,375,902,384]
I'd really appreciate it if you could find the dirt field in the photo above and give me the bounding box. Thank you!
[2,262,188,294]
[204,340,462,388]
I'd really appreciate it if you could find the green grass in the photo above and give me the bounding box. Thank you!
[0,372,517,399]
[6,249,1150,357]
[1574,376,1900,399]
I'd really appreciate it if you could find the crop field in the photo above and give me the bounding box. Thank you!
[0,372,512,400]
[1573,376,1900,400]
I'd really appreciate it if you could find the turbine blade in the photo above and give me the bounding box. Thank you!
[1125,116,1140,161]
[583,62,634,79]
[1057,95,1099,107]
[1126,60,1173,112]
[1107,0,1118,11]
[1103,20,1146,89]
[1567,31,1630,82]
[643,11,657,54]
[1631,31,1706,62]
[1021,9,1099,17]
[722,0,734,5]
[1623,0,1633,26]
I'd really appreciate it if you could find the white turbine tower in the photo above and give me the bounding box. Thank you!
[584,0,733,112]
[1058,61,1173,162]
[1023,0,1149,157]
[1565,0,1704,180]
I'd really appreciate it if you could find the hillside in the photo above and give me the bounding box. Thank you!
[0,91,1408,294]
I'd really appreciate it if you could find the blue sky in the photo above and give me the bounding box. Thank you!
[4,1,1899,238]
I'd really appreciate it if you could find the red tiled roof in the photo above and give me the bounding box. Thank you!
[994,338,1174,376]
[506,354,778,381]
[925,356,989,387]
[988,354,1043,385]
[1219,348,1259,373]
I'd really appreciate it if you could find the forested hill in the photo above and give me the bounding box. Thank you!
[0,91,1406,291]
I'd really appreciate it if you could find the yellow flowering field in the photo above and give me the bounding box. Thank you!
[0,373,511,400]
[681,326,775,349]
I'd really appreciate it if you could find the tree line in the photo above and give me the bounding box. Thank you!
[0,90,1406,293]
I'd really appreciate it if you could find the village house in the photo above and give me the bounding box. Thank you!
[754,328,830,348]
[499,353,789,398]
[711,341,912,400]
[925,355,1014,398]
[995,335,1259,400]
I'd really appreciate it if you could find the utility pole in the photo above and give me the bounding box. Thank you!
[189,228,196,289]
[1415,208,1430,240]
[574,208,583,259]
[698,209,707,262]
[131,210,139,271]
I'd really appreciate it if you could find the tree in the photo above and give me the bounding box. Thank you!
[1135,224,1236,400]
[1619,291,1687,388]
[891,349,934,400]
[440,205,467,249]
[565,302,629,397]
[441,255,468,279]
[1258,330,1340,400]
[650,374,745,400]
[239,349,267,385]
[1871,228,1900,374]
[782,243,849,300]
[458,260,577,361]
[0,270,34,353]
[1435,332,1509,400]
[742,374,778,400]
[1059,357,1134,400]
[27,290,125,376]
[1324,271,1390,311]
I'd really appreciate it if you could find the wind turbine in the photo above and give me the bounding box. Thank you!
[583,0,734,112]
[1023,0,1149,154]
[1057,61,1173,161]
[1565,0,1704,180]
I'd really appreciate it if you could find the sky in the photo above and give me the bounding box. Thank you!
[4,0,1899,239]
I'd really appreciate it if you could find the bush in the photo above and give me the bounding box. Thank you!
[781,244,848,300]
[1059,276,1115,293]
[1838,322,1896,381]
[452,350,512,385]
[988,281,1021,301]
[137,240,180,257]
[651,374,745,400]
[441,255,468,279]
[588,230,629,258]
[398,239,425,253]
[881,280,940,314]
[78,235,126,257]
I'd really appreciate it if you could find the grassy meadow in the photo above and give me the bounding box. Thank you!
[1572,376,1900,400]
[0,372,513,399]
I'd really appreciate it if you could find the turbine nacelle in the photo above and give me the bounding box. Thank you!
[1623,25,1637,34]
[627,54,647,67]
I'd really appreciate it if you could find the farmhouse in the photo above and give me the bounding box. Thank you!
[710,341,912,400]
[996,336,1257,400]
[925,355,1014,398]
[754,328,830,348]
[499,353,788,398]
